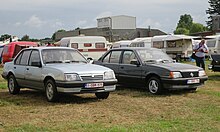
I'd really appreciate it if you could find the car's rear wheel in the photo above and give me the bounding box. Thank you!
[45,79,58,102]
[147,76,163,95]
[8,74,20,94]
[95,92,109,99]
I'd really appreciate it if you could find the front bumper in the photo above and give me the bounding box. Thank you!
[55,79,117,93]
[161,76,208,89]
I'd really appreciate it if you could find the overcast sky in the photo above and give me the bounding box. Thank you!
[0,0,209,39]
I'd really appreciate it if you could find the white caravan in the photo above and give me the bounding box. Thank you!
[129,37,152,48]
[112,40,131,48]
[60,36,108,60]
[152,35,195,59]
[205,35,220,54]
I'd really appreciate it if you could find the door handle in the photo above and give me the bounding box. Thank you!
[120,66,124,69]
[13,67,16,69]
[26,68,29,70]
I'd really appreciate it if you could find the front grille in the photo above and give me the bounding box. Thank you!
[181,71,198,78]
[80,75,103,81]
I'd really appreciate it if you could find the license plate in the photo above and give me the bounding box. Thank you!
[187,79,200,84]
[84,83,104,88]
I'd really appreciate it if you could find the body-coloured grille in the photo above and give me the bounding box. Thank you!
[80,75,103,81]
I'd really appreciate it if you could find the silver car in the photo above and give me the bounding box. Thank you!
[1,47,117,102]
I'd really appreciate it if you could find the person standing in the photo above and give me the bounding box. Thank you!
[193,39,209,70]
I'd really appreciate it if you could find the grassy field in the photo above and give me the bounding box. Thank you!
[0,62,220,132]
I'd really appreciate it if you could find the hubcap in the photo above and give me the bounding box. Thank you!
[46,83,53,100]
[9,78,14,92]
[149,80,158,94]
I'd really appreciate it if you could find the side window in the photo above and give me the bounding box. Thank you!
[103,52,111,63]
[14,52,23,65]
[122,51,137,64]
[29,50,40,66]
[20,50,31,65]
[109,51,121,63]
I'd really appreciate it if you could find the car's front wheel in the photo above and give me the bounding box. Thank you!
[8,74,20,94]
[95,92,109,99]
[45,79,58,102]
[147,76,163,95]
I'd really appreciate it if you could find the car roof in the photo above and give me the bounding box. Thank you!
[110,47,160,51]
[25,46,77,51]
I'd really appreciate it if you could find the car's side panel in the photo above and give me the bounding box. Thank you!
[24,66,44,89]
[13,65,26,87]
[118,63,144,85]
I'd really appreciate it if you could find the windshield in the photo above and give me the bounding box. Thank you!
[42,49,87,64]
[136,49,173,63]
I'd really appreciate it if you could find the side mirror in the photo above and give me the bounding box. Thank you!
[31,61,42,67]
[87,57,93,64]
[130,59,140,66]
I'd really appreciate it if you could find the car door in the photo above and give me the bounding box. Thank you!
[118,50,143,85]
[13,50,31,87]
[100,50,122,77]
[24,50,44,89]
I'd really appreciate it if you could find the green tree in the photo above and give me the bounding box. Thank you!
[176,14,193,30]
[51,29,66,40]
[189,23,206,34]
[174,28,189,35]
[21,34,30,41]
[0,34,11,41]
[206,0,220,30]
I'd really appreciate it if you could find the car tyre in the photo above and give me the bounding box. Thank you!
[95,92,109,99]
[147,76,163,95]
[8,74,20,94]
[45,79,58,102]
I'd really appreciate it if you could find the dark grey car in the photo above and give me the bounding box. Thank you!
[94,47,208,94]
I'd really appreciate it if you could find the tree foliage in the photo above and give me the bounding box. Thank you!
[0,34,11,41]
[176,14,193,30]
[189,23,207,34]
[174,14,207,35]
[174,28,189,35]
[206,0,220,30]
[21,35,30,41]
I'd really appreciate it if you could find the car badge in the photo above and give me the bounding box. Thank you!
[190,73,194,77]
[91,74,95,78]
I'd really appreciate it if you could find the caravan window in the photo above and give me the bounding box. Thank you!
[71,43,78,49]
[95,43,105,48]
[206,40,216,47]
[153,41,164,49]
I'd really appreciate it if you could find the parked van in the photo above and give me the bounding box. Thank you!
[60,36,108,60]
[130,37,152,48]
[2,41,38,63]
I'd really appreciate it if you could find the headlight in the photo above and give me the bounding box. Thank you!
[104,71,115,80]
[169,72,182,78]
[199,70,206,77]
[64,73,80,81]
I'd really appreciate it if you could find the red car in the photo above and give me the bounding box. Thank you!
[2,41,38,63]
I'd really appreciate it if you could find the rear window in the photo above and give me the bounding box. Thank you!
[95,43,105,48]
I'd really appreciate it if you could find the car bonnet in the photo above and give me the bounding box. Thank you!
[45,63,113,74]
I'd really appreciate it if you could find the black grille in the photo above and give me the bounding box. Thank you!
[80,75,103,81]
[181,72,198,78]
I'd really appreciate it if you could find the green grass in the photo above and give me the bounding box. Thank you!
[0,61,220,132]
